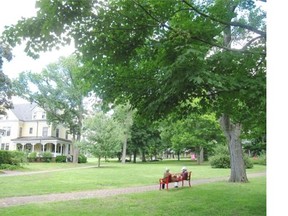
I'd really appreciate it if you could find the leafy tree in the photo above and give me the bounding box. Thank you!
[2,0,266,182]
[0,43,13,114]
[112,102,135,163]
[80,111,122,167]
[145,125,162,161]
[12,55,88,163]
[160,111,224,163]
[129,115,164,162]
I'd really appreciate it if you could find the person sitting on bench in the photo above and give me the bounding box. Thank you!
[162,168,172,189]
[181,167,188,180]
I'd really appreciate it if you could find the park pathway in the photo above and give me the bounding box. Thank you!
[0,172,266,208]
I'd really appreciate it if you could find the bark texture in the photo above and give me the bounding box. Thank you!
[220,114,248,182]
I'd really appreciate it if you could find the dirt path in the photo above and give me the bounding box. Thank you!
[0,172,265,208]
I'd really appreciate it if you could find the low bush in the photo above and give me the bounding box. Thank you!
[40,152,53,162]
[209,154,231,168]
[11,151,27,164]
[0,163,19,170]
[209,145,253,169]
[0,150,11,165]
[56,155,67,163]
[78,154,87,163]
[0,150,27,166]
[244,154,253,169]
[27,152,37,162]
[252,152,266,165]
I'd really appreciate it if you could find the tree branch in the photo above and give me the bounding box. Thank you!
[181,0,266,38]
[132,0,173,30]
[241,36,263,50]
[132,0,265,56]
[187,33,266,55]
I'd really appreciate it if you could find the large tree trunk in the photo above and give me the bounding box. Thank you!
[220,114,248,182]
[72,146,79,164]
[219,2,248,182]
[133,150,137,163]
[72,133,79,163]
[140,148,146,162]
[197,147,204,165]
[121,133,128,163]
[177,151,180,161]
[97,156,101,167]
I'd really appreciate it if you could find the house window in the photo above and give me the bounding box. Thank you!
[19,127,23,137]
[1,143,4,150]
[42,127,48,137]
[5,143,9,150]
[29,128,33,134]
[3,127,11,136]
[0,129,5,136]
[42,112,46,119]
[65,131,69,139]
[56,128,59,138]
[33,112,37,119]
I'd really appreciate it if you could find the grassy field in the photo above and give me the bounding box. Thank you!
[0,158,266,215]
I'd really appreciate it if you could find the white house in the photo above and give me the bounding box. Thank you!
[0,103,72,157]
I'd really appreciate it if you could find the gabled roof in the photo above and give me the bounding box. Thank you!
[11,103,37,121]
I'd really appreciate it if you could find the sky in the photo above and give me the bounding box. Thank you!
[0,0,74,103]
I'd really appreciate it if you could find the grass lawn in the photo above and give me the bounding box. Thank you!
[0,158,266,215]
[0,177,266,216]
[0,158,266,198]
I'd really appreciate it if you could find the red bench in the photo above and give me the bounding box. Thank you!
[159,171,192,190]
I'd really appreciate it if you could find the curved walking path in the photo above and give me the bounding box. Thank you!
[0,171,265,208]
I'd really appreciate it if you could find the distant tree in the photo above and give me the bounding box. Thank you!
[160,111,225,163]
[80,111,122,167]
[129,115,164,162]
[112,103,135,163]
[12,55,89,163]
[0,43,13,115]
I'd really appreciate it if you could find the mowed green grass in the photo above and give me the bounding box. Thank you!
[0,177,266,216]
[0,158,266,198]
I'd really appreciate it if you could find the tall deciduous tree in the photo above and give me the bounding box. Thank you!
[0,43,13,114]
[112,102,135,163]
[2,0,266,182]
[12,55,88,163]
[160,111,225,163]
[129,115,163,163]
[81,111,122,167]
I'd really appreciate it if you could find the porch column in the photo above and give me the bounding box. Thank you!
[64,144,68,155]
[60,144,63,155]
[54,142,57,157]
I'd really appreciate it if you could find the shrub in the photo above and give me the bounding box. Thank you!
[0,164,19,170]
[0,150,11,165]
[243,154,254,169]
[40,152,53,162]
[56,155,67,163]
[252,152,266,165]
[10,151,27,165]
[27,152,37,162]
[78,154,87,163]
[0,150,27,166]
[209,154,231,168]
[209,145,253,169]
